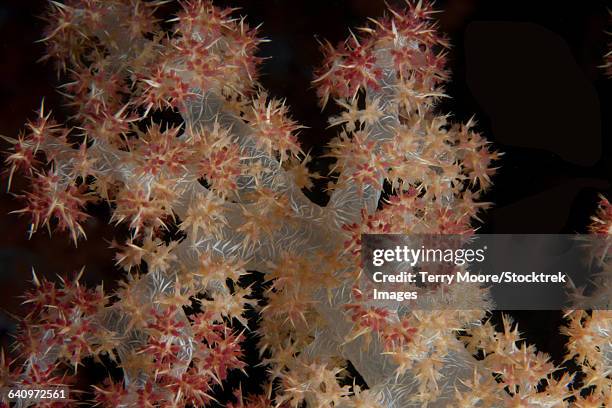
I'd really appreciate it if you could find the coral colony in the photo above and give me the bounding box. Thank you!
[0,1,610,407]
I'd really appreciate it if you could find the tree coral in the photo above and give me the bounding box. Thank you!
[1,1,608,407]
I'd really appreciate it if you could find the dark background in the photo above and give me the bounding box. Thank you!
[0,0,610,402]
